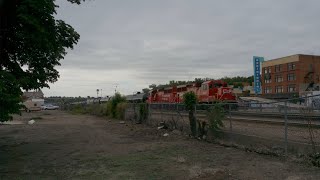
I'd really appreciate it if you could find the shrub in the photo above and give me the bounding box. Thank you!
[116,102,127,120]
[98,103,108,116]
[110,93,126,118]
[71,104,86,114]
[138,103,148,123]
[86,104,103,116]
[207,103,225,134]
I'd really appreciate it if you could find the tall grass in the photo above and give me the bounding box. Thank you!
[69,93,127,120]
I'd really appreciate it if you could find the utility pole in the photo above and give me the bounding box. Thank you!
[96,89,99,98]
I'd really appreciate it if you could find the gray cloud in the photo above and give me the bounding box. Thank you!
[43,0,320,97]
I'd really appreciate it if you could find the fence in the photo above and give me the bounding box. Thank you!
[125,95,320,156]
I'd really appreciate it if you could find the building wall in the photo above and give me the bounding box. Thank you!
[261,54,320,99]
[298,55,320,91]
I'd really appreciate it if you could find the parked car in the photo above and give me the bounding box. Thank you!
[41,104,59,110]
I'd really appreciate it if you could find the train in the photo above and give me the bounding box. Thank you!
[147,80,237,104]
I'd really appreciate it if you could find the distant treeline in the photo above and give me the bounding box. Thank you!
[45,96,87,105]
[145,76,254,92]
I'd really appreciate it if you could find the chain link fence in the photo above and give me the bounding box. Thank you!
[125,95,320,156]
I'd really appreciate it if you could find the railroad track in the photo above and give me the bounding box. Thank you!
[148,110,320,127]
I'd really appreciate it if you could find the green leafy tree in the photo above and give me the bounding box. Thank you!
[142,88,150,94]
[0,0,84,121]
[183,92,197,137]
[149,84,157,90]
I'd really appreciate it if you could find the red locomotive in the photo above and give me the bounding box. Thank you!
[148,80,237,104]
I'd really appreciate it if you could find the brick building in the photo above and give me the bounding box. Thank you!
[261,54,320,99]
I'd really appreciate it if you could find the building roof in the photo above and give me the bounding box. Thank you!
[126,93,146,101]
[262,54,320,67]
[23,90,44,99]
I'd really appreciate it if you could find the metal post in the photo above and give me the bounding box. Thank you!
[284,101,288,156]
[148,103,151,125]
[161,103,163,122]
[194,104,197,118]
[229,104,232,131]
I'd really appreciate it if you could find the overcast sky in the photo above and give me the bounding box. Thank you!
[43,0,320,97]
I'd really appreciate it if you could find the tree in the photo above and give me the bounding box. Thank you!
[183,92,197,137]
[149,84,157,90]
[142,88,150,94]
[0,0,84,121]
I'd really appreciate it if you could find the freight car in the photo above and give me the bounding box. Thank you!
[147,80,237,104]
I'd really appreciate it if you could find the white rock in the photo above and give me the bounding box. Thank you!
[157,126,164,130]
[28,120,35,125]
[163,133,169,137]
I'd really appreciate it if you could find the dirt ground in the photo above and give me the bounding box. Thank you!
[149,111,320,145]
[0,111,319,179]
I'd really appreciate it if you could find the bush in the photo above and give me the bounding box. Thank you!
[111,93,126,118]
[71,104,86,114]
[86,104,103,116]
[207,103,225,134]
[138,103,148,123]
[116,102,127,120]
[101,103,110,116]
[69,93,127,120]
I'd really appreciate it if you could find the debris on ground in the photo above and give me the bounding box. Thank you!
[163,133,169,137]
[159,122,168,129]
[119,121,125,124]
[175,156,186,163]
[28,120,35,125]
[171,130,182,135]
[157,126,164,130]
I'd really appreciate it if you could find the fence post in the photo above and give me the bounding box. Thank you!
[284,101,288,157]
[161,103,163,122]
[194,104,197,119]
[148,103,151,125]
[228,104,232,131]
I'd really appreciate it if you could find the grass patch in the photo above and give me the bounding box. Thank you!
[70,145,192,179]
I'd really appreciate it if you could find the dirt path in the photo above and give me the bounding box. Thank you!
[0,111,319,179]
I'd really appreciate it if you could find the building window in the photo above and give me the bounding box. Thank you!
[264,67,271,74]
[202,84,208,90]
[275,65,282,72]
[288,63,296,70]
[264,79,272,83]
[275,75,283,83]
[309,64,313,72]
[287,73,296,81]
[264,87,272,94]
[275,86,283,93]
[287,84,296,92]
